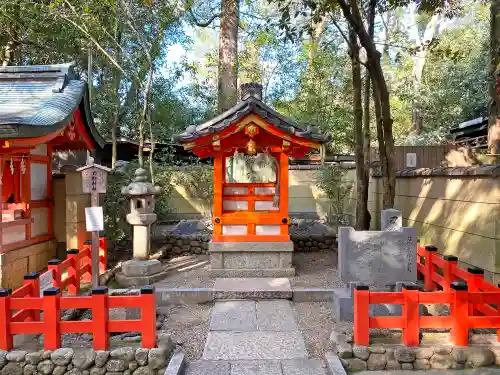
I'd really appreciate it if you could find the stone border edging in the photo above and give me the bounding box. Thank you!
[163,352,185,375]
[372,165,500,178]
[325,352,348,375]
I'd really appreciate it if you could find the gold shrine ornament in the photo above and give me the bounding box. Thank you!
[246,139,257,155]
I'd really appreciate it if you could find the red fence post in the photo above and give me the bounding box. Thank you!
[140,286,156,348]
[43,288,61,350]
[424,246,437,291]
[67,250,80,295]
[0,288,13,350]
[48,259,62,289]
[353,285,370,346]
[99,236,107,273]
[442,256,458,292]
[24,272,40,321]
[92,287,109,350]
[402,285,420,346]
[451,281,469,346]
[467,267,484,316]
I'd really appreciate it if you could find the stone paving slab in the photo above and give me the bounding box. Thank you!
[280,359,326,375]
[211,301,257,331]
[183,360,231,375]
[256,300,298,331]
[202,331,308,361]
[230,360,282,375]
[213,278,292,299]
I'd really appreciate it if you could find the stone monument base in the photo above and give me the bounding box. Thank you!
[115,259,168,287]
[209,241,295,278]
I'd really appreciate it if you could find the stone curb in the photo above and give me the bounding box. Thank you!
[325,352,348,375]
[292,288,335,302]
[163,352,185,375]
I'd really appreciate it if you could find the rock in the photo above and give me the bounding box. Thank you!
[452,362,465,369]
[94,353,109,369]
[127,363,137,373]
[430,354,454,369]
[110,349,134,362]
[90,367,106,375]
[467,348,495,367]
[7,352,27,363]
[132,367,154,375]
[25,353,42,366]
[496,357,500,366]
[394,347,416,363]
[352,346,370,360]
[67,365,73,371]
[146,350,167,370]
[23,365,36,375]
[337,342,353,359]
[37,361,55,375]
[401,363,413,370]
[342,358,367,372]
[106,361,128,373]
[82,371,89,375]
[53,366,66,375]
[123,371,130,375]
[80,334,93,342]
[415,347,434,359]
[104,372,123,375]
[369,347,385,354]
[65,369,83,375]
[1,363,23,375]
[0,351,6,369]
[157,335,173,354]
[367,354,386,370]
[414,359,431,370]
[434,347,452,355]
[42,353,52,361]
[157,368,166,375]
[385,349,401,370]
[133,351,148,367]
[51,349,74,366]
[452,347,467,364]
[72,350,95,370]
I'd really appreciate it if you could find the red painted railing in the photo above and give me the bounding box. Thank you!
[0,285,156,351]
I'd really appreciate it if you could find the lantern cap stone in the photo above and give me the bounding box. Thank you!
[121,168,161,196]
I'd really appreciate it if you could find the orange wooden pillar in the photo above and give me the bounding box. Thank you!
[442,255,458,292]
[402,285,420,346]
[424,246,437,291]
[0,288,13,350]
[23,272,40,321]
[279,152,289,235]
[140,286,156,348]
[92,287,109,350]
[353,285,370,346]
[467,267,484,316]
[213,153,223,238]
[451,281,469,346]
[43,287,61,350]
[67,249,80,295]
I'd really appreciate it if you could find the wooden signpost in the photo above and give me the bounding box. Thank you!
[77,163,111,288]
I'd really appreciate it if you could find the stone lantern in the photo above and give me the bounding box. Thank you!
[116,168,163,287]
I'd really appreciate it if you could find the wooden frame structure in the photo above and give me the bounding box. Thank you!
[175,84,330,243]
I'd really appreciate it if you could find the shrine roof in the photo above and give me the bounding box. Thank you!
[173,95,330,144]
[0,63,105,148]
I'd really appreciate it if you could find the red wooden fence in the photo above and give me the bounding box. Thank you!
[0,285,156,351]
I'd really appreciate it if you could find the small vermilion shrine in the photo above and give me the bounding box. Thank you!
[175,83,330,277]
[0,63,105,288]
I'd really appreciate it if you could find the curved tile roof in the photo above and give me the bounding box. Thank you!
[174,96,331,144]
[0,63,105,148]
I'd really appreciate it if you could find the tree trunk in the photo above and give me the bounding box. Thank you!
[349,28,369,230]
[489,0,500,156]
[217,0,239,113]
[111,25,123,170]
[138,64,154,168]
[337,0,396,207]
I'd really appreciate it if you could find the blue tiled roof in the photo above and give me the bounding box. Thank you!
[0,63,104,148]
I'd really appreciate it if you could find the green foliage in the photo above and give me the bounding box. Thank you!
[172,164,214,214]
[316,165,353,225]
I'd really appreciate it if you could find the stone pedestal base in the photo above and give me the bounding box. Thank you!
[208,241,295,278]
[115,259,168,287]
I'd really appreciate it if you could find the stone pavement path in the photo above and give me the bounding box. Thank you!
[183,299,327,375]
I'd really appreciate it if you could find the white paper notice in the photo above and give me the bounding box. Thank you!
[39,270,53,295]
[85,206,104,232]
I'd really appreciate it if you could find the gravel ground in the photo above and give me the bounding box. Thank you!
[154,255,215,289]
[291,251,344,289]
[292,302,335,359]
[157,303,212,360]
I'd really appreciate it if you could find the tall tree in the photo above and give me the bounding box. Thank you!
[490,0,500,156]
[218,0,239,112]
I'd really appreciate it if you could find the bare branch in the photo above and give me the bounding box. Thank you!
[189,8,219,27]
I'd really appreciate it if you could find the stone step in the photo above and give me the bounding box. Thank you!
[182,359,328,375]
[213,277,292,300]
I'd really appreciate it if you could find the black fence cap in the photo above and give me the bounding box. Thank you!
[43,287,60,296]
[354,285,369,291]
[48,259,61,265]
[450,281,468,291]
[403,284,420,291]
[24,272,40,280]
[92,287,108,295]
[467,267,484,275]
[443,255,458,262]
[0,288,12,297]
[425,246,438,252]
[140,285,155,294]
[84,240,92,245]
